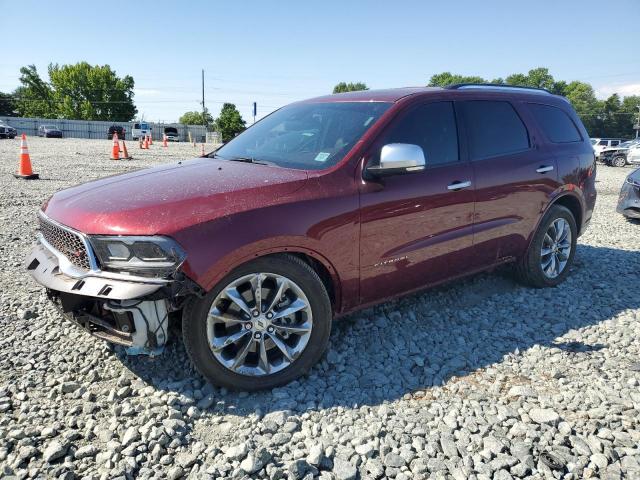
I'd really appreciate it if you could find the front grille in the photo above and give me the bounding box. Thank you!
[39,216,91,271]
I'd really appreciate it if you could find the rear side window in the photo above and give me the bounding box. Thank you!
[460,100,530,159]
[383,102,459,166]
[528,104,582,143]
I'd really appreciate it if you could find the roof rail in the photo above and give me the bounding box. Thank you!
[445,83,552,94]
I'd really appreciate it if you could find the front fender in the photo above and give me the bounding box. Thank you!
[172,193,360,314]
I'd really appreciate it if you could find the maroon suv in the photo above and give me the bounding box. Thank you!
[26,85,597,390]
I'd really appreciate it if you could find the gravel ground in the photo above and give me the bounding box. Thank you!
[0,137,639,480]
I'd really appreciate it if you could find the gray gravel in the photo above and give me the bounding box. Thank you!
[1,137,639,479]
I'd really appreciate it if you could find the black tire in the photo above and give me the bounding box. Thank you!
[515,205,577,288]
[182,254,332,391]
[612,155,626,167]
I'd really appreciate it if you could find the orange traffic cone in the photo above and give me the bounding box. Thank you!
[121,139,132,159]
[143,136,149,149]
[162,134,168,148]
[148,134,153,146]
[14,134,39,179]
[111,132,120,160]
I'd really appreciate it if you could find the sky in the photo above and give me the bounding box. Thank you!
[1,0,639,123]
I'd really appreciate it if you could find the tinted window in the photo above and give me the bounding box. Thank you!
[460,101,530,159]
[382,102,458,165]
[529,103,583,143]
[598,140,607,145]
[611,140,620,146]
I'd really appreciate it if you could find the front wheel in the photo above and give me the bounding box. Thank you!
[515,205,577,288]
[182,254,332,390]
[612,155,626,167]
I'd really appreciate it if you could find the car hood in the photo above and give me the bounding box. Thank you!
[42,157,309,235]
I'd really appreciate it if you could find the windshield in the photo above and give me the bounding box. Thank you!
[590,139,598,145]
[165,128,178,133]
[619,140,639,148]
[214,101,391,170]
[44,125,57,129]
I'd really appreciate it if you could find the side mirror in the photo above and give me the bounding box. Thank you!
[366,143,426,177]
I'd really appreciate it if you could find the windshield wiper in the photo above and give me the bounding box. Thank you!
[209,152,272,165]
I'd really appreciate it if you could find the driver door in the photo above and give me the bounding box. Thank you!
[358,101,475,304]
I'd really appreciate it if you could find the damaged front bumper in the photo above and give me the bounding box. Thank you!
[25,236,201,355]
[617,177,640,219]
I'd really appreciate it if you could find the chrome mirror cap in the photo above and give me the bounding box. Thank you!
[367,143,426,176]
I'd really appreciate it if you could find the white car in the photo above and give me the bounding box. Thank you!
[599,140,640,166]
[591,138,625,157]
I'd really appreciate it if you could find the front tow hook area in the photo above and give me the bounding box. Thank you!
[49,291,169,356]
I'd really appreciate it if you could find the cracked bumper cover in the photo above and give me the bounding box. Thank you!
[25,237,201,354]
[26,239,167,300]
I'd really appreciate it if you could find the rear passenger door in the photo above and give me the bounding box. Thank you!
[458,99,559,268]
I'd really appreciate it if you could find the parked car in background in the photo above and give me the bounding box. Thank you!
[591,138,625,157]
[0,121,17,139]
[38,125,63,138]
[164,126,180,142]
[132,122,152,140]
[600,139,640,167]
[108,125,126,140]
[25,85,597,390]
[617,168,640,220]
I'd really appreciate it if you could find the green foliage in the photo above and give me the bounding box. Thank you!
[13,63,137,121]
[179,110,214,125]
[214,103,246,143]
[427,67,640,137]
[0,92,16,116]
[333,82,369,94]
[427,72,490,87]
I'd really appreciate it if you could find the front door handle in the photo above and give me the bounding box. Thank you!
[447,180,472,191]
[536,165,554,173]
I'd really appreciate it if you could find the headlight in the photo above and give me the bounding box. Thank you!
[89,236,186,278]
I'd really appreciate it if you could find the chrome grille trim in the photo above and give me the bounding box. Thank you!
[37,213,96,271]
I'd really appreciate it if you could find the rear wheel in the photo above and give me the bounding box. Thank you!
[516,205,577,288]
[182,255,332,390]
[612,155,626,167]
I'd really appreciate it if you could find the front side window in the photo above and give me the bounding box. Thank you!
[611,140,620,146]
[598,140,608,145]
[460,100,530,159]
[379,101,459,166]
[214,102,391,170]
[528,103,582,143]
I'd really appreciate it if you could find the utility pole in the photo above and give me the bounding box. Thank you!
[201,69,207,137]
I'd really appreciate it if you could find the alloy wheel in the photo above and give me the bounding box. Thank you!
[206,273,313,376]
[540,218,572,279]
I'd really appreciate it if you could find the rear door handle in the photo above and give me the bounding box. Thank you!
[536,165,554,173]
[447,180,472,191]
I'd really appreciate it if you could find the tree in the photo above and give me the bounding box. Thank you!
[425,67,640,136]
[14,65,55,117]
[333,82,369,94]
[0,92,16,116]
[179,110,214,125]
[13,62,137,121]
[506,67,556,91]
[427,72,488,87]
[214,103,246,143]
